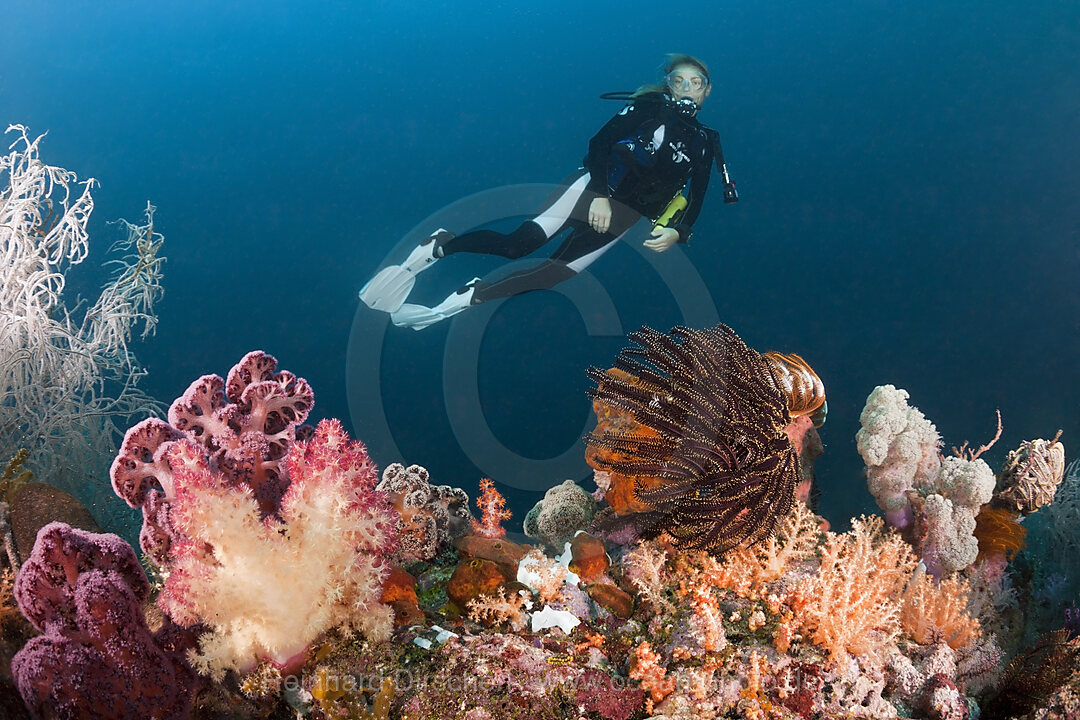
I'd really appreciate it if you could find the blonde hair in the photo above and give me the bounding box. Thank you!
[633,53,711,98]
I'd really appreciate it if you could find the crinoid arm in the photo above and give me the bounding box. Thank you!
[586,324,799,555]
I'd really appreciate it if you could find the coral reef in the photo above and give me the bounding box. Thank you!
[1,126,165,535]
[585,324,799,554]
[6,321,1079,719]
[11,522,195,720]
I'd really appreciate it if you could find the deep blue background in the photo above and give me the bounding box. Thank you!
[4,0,1078,531]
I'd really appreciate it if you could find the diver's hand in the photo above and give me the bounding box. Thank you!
[644,226,679,252]
[588,197,612,234]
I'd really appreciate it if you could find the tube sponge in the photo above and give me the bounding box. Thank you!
[856,385,942,529]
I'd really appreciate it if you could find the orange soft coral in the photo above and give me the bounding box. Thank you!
[900,569,981,649]
[797,516,918,661]
[689,584,728,651]
[471,477,512,538]
[629,641,676,711]
[699,500,823,598]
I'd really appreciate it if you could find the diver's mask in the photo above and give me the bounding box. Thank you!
[666,69,708,92]
[665,69,708,116]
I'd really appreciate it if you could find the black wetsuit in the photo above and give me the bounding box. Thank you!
[438,91,717,304]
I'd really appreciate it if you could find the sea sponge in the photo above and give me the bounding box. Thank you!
[524,479,596,549]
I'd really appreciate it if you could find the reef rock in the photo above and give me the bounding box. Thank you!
[10,482,99,563]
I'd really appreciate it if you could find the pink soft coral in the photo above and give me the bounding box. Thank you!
[111,350,314,564]
[110,353,397,679]
[162,418,397,678]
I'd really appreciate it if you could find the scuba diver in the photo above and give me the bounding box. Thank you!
[360,54,738,330]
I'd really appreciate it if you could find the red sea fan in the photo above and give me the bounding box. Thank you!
[586,324,799,555]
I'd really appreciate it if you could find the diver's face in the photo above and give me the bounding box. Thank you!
[666,65,711,106]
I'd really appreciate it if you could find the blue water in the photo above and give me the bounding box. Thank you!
[4,0,1078,530]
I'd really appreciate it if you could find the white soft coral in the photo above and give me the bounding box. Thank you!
[856,385,942,529]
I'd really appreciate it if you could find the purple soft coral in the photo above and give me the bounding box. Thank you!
[11,522,196,720]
